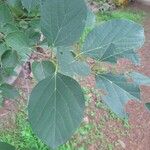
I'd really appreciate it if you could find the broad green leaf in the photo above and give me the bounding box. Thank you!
[29,19,40,31]
[85,9,96,28]
[41,0,87,47]
[7,0,18,6]
[0,23,18,35]
[145,103,150,111]
[82,19,145,61]
[5,31,32,60]
[0,95,4,107]
[1,50,19,68]
[98,44,141,65]
[21,0,39,12]
[0,3,13,27]
[0,142,15,150]
[0,67,16,83]
[23,27,40,46]
[0,83,19,99]
[8,0,25,18]
[32,61,56,81]
[0,43,8,57]
[129,72,150,86]
[121,50,140,65]
[96,73,140,117]
[28,73,85,149]
[57,48,90,77]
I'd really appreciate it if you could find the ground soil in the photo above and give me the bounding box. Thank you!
[123,2,150,150]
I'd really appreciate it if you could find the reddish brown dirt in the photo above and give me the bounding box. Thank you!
[122,2,150,150]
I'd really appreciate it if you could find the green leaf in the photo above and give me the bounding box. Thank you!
[5,31,31,60]
[28,73,85,149]
[0,83,19,99]
[8,0,25,18]
[0,67,16,83]
[57,48,90,77]
[85,9,96,28]
[7,0,18,7]
[145,103,150,111]
[29,19,40,31]
[129,72,150,86]
[0,141,15,150]
[41,0,87,47]
[96,73,140,118]
[0,23,18,35]
[0,3,13,27]
[0,94,4,107]
[21,0,39,12]
[98,44,141,65]
[0,43,8,58]
[121,50,141,65]
[32,61,56,81]
[82,19,145,61]
[1,50,19,68]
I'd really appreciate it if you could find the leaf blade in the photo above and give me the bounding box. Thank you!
[32,61,56,81]
[96,73,140,117]
[40,0,87,47]
[57,48,90,77]
[28,73,85,149]
[0,3,13,27]
[0,141,15,150]
[0,83,19,99]
[129,72,150,86]
[21,0,39,12]
[82,19,145,62]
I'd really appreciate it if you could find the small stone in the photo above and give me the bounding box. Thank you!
[118,139,126,149]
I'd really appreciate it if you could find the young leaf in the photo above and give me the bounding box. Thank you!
[57,48,90,77]
[41,0,87,47]
[129,72,150,86]
[82,19,145,61]
[1,50,19,68]
[5,31,32,60]
[96,73,140,118]
[0,83,19,99]
[0,141,15,150]
[21,0,39,12]
[0,3,13,27]
[145,103,150,111]
[28,73,85,149]
[32,61,56,81]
